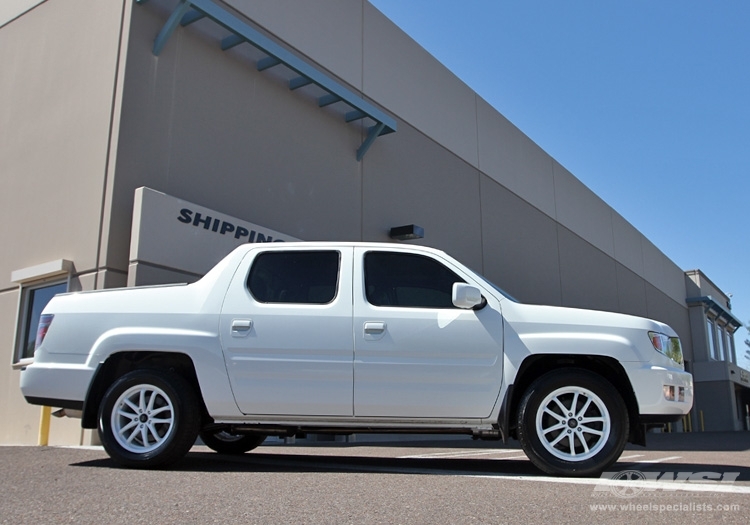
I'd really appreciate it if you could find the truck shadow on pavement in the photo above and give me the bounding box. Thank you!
[74,451,539,476]
[72,450,750,481]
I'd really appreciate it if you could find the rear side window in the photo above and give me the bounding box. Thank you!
[247,251,340,304]
[364,251,464,308]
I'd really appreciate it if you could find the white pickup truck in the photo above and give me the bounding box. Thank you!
[20,242,692,476]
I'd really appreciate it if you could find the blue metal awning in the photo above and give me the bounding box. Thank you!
[686,295,743,332]
[136,0,396,160]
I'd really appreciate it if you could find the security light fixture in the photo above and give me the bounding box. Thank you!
[389,224,424,241]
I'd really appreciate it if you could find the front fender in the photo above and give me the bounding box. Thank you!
[501,322,644,390]
[520,331,643,361]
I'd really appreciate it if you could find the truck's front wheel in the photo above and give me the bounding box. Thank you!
[98,370,200,468]
[516,368,628,477]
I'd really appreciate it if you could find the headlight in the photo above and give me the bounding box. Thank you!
[648,331,684,367]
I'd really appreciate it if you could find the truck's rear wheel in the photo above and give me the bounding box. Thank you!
[98,370,200,468]
[516,368,628,477]
[199,429,266,454]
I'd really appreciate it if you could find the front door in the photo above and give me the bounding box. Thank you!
[353,248,503,419]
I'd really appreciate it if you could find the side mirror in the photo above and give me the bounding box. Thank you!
[452,283,486,310]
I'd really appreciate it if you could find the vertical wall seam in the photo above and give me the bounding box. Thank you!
[474,94,485,274]
[611,208,622,312]
[94,0,129,290]
[360,0,365,241]
[551,166,564,305]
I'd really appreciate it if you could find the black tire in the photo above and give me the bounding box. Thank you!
[98,370,200,468]
[199,429,266,454]
[516,368,629,477]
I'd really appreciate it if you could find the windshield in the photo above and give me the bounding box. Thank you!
[467,271,520,303]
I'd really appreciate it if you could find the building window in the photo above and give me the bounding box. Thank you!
[16,281,68,362]
[727,331,737,364]
[707,319,717,360]
[716,323,726,361]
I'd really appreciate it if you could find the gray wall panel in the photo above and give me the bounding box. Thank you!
[641,238,686,305]
[557,227,619,312]
[362,1,479,166]
[693,381,736,432]
[553,162,616,258]
[479,176,562,306]
[476,98,557,219]
[612,211,646,277]
[645,282,693,347]
[615,263,648,318]
[361,123,483,272]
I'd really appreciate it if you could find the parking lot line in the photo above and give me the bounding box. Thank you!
[466,474,750,494]
[634,455,683,464]
[616,454,644,460]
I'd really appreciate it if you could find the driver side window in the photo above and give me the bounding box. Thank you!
[364,251,464,308]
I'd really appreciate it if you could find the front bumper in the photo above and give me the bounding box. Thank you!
[622,361,694,417]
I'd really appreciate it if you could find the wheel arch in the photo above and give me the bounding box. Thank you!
[503,354,641,444]
[82,351,210,429]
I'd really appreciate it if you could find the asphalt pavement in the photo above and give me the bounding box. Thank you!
[1,432,748,524]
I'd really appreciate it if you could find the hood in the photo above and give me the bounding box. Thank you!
[503,301,676,337]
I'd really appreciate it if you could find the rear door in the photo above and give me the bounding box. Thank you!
[220,247,354,416]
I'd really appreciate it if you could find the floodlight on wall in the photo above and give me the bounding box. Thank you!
[389,224,424,241]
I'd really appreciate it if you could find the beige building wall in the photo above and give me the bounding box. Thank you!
[0,0,128,443]
[0,0,44,27]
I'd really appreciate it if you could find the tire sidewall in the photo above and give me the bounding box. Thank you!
[517,368,628,477]
[98,370,199,468]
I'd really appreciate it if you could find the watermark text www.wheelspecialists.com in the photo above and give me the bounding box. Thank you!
[589,502,740,513]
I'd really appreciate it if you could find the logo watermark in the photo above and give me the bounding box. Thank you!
[592,469,741,499]
[590,470,743,513]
